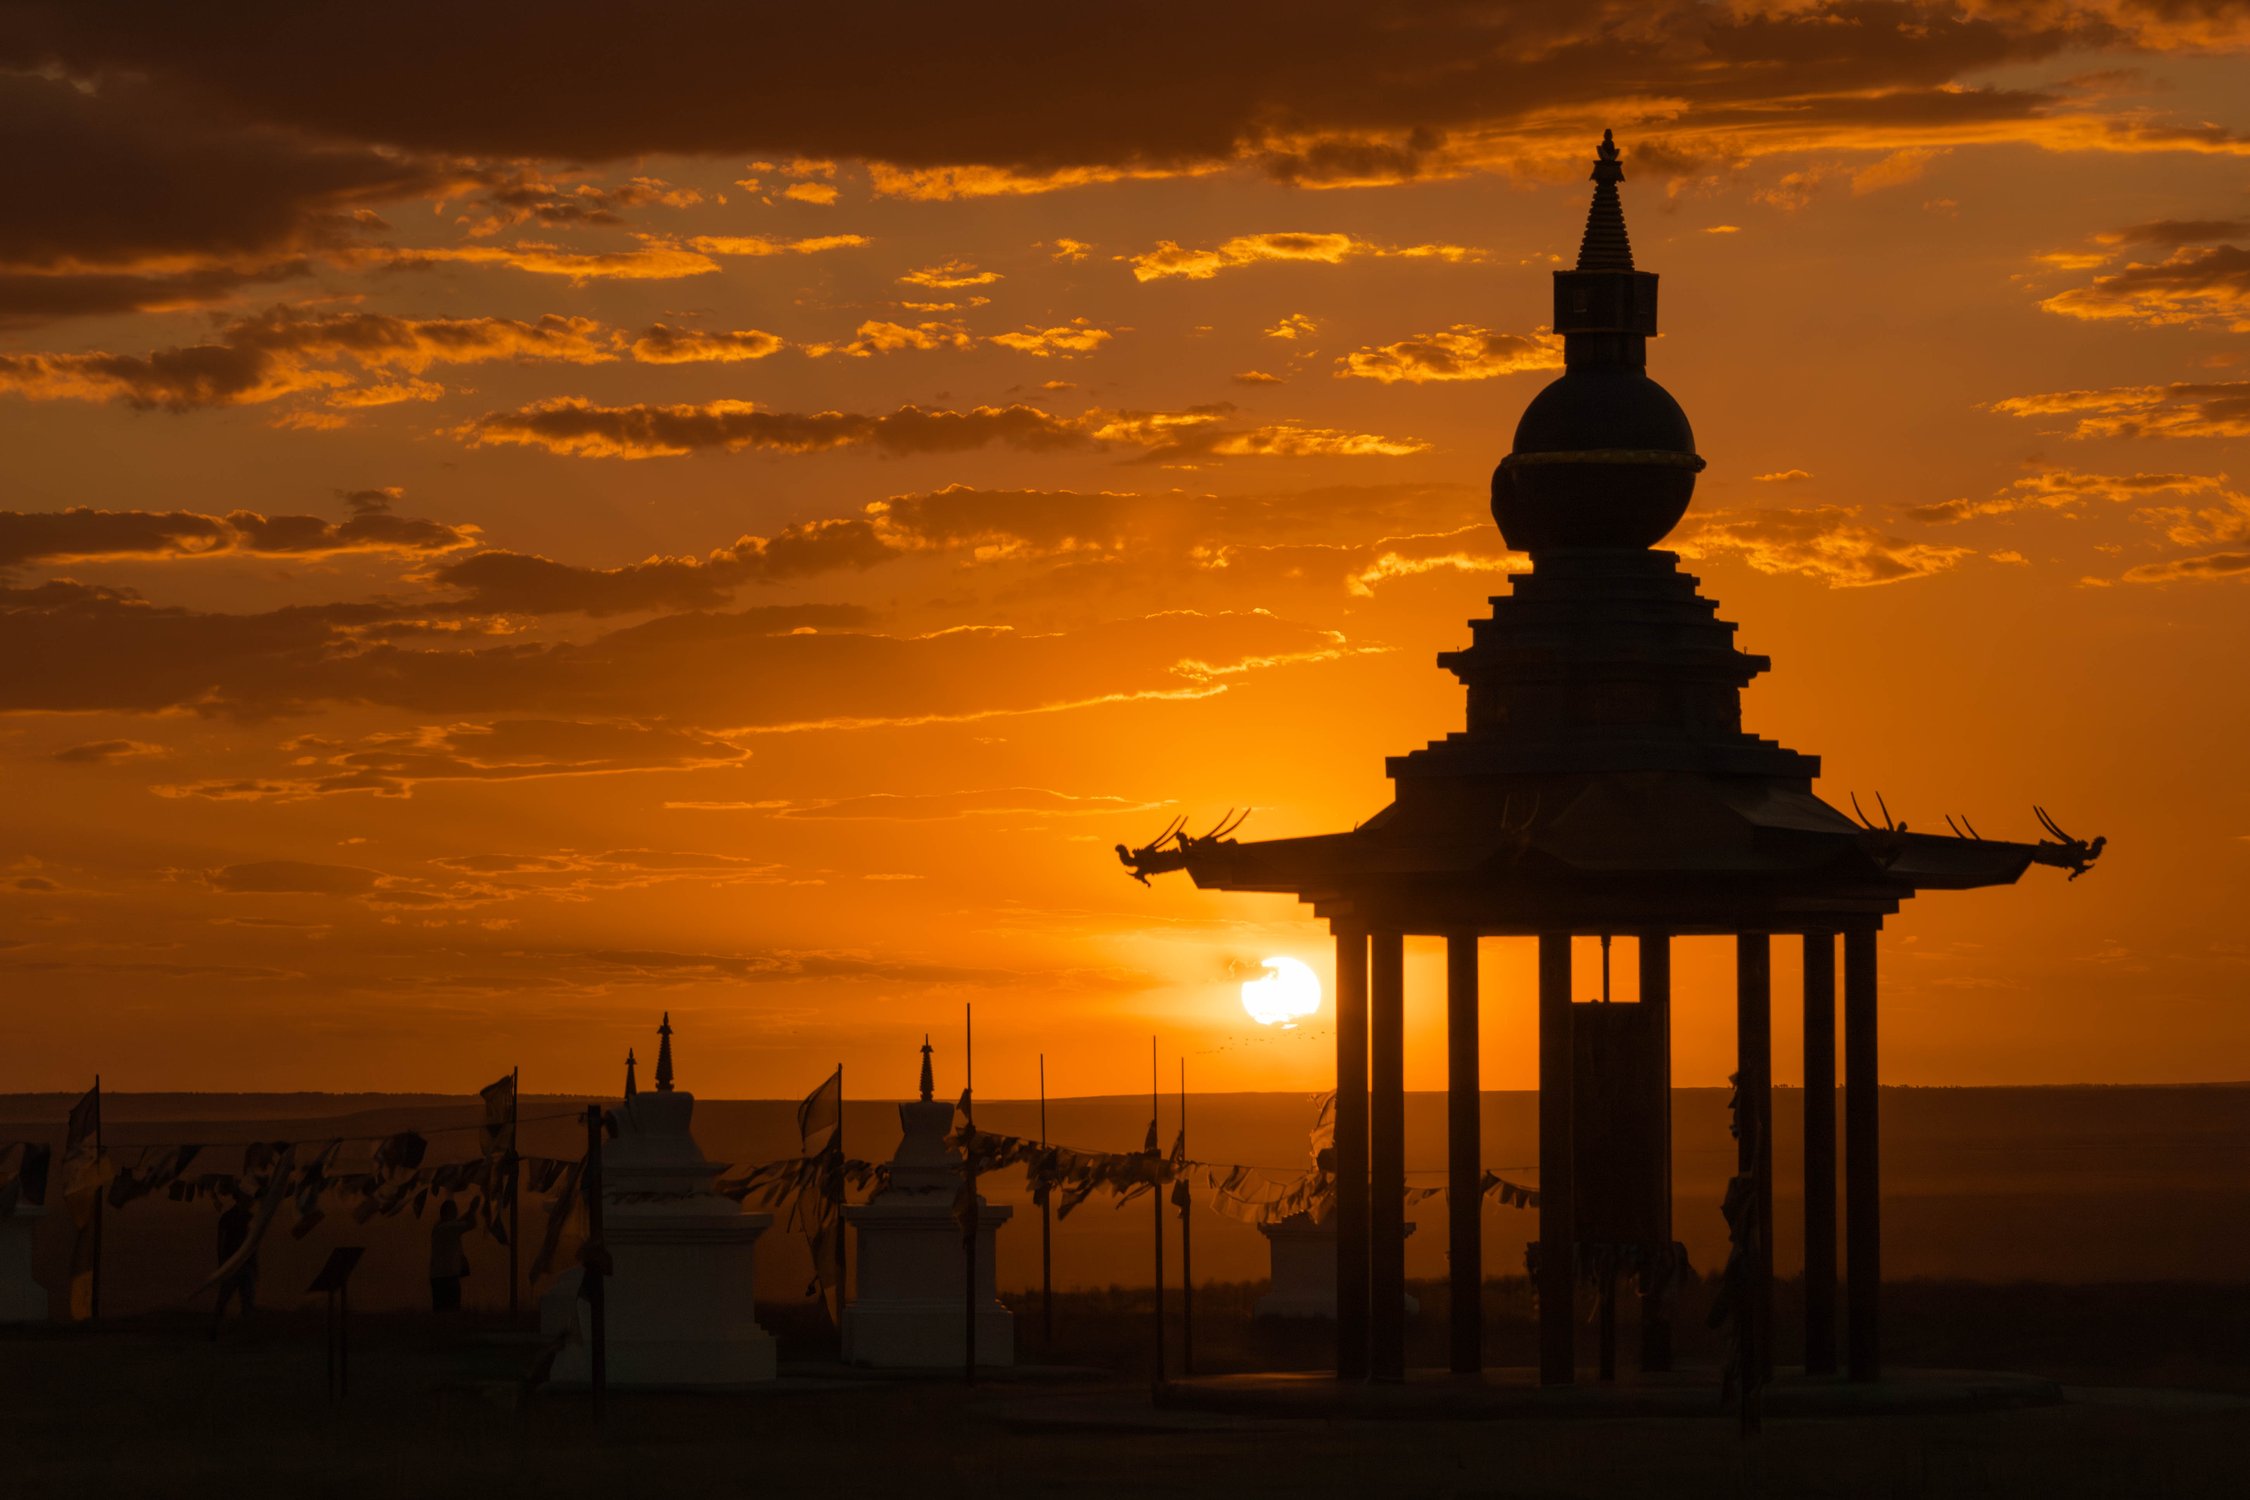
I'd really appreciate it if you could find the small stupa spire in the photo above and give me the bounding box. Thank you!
[1576,129,1634,271]
[654,1013,675,1093]
[918,1034,934,1103]
[624,1047,638,1099]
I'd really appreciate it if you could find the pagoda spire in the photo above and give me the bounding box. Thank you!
[918,1034,935,1102]
[1576,129,1634,271]
[655,1013,675,1092]
[624,1047,638,1099]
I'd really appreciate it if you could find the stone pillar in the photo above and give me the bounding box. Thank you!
[1368,930,1407,1383]
[1332,924,1370,1380]
[1638,931,1673,1373]
[1445,932,1481,1374]
[1802,930,1839,1376]
[1536,932,1574,1386]
[1845,925,1881,1382]
[1736,932,1773,1385]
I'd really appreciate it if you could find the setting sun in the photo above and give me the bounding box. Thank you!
[1241,957,1323,1028]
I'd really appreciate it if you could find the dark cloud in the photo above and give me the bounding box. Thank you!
[50,738,164,764]
[2041,243,2250,327]
[204,859,385,895]
[5,2,2231,188]
[428,519,894,615]
[0,489,475,568]
[0,307,615,412]
[2092,218,2250,247]
[0,70,454,320]
[456,399,1094,459]
[2121,550,2250,582]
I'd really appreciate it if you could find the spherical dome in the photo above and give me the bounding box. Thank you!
[1493,367,1703,551]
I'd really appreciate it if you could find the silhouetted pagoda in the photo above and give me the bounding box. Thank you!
[1122,131,2104,1389]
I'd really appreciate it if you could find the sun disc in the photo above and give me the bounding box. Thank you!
[1241,955,1322,1027]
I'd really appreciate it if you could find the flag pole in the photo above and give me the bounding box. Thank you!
[963,1003,977,1385]
[1039,1052,1052,1354]
[1179,1055,1192,1378]
[89,1074,103,1324]
[508,1065,521,1323]
[835,1062,847,1319]
[1150,1037,1164,1392]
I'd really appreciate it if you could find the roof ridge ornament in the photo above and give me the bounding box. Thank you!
[1577,129,1634,271]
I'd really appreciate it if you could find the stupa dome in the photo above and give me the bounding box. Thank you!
[1493,131,1704,553]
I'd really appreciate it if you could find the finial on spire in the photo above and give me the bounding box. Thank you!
[654,1013,675,1093]
[624,1047,637,1099]
[1577,129,1634,271]
[918,1034,934,1103]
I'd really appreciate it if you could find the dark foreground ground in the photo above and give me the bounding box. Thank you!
[2,1279,2244,1499]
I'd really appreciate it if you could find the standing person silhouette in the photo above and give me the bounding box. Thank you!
[429,1198,471,1314]
[209,1193,257,1338]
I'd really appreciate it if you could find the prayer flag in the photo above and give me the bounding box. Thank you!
[63,1083,104,1321]
[797,1067,843,1159]
[479,1074,516,1157]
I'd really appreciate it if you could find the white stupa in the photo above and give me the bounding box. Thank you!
[542,1017,777,1386]
[840,1038,1013,1367]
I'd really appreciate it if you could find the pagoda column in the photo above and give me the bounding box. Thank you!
[1638,932,1673,1373]
[1368,930,1407,1383]
[1736,932,1773,1384]
[1845,925,1881,1382]
[1535,932,1574,1385]
[1802,930,1839,1376]
[1445,933,1482,1374]
[1332,924,1369,1380]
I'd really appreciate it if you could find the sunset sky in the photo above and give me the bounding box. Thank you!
[3,3,2247,1099]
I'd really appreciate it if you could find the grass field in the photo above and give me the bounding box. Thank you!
[3,1278,2243,1499]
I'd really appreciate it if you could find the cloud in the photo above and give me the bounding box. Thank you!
[1992,382,2250,439]
[2091,218,2250,247]
[1265,314,1318,340]
[0,71,459,322]
[985,320,1115,356]
[0,307,617,411]
[627,324,786,363]
[2040,244,2250,329]
[2121,550,2250,583]
[456,172,703,236]
[1901,469,2240,524]
[805,320,974,357]
[427,521,896,615]
[51,739,165,765]
[455,398,1423,462]
[1755,469,1813,483]
[0,489,476,568]
[163,719,754,800]
[1335,326,1560,383]
[455,398,1095,459]
[726,788,1160,820]
[1232,370,1284,385]
[205,859,385,896]
[352,236,722,281]
[685,233,868,257]
[898,259,1000,289]
[1677,505,1975,586]
[1128,232,1484,282]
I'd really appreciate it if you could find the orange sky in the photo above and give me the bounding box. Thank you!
[2,3,2247,1098]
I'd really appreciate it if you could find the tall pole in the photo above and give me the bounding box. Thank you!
[1368,931,1406,1383]
[1445,932,1482,1375]
[1179,1056,1193,1377]
[1333,925,1370,1380]
[1149,1037,1165,1390]
[508,1066,521,1323]
[1039,1053,1053,1352]
[1845,926,1882,1382]
[1737,932,1774,1386]
[1639,932,1674,1373]
[89,1074,103,1324]
[1803,932,1839,1376]
[1536,933,1574,1386]
[836,1062,847,1318]
[964,1005,978,1385]
[582,1103,606,1421]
